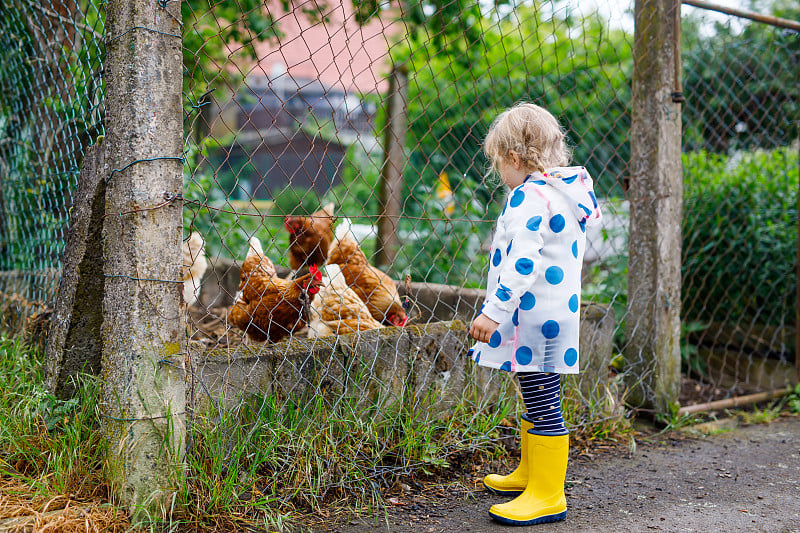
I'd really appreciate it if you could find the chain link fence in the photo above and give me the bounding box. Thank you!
[680,5,798,404]
[0,0,797,511]
[0,0,104,335]
[180,1,632,503]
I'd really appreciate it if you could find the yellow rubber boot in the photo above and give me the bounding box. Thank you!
[488,430,569,526]
[483,416,535,495]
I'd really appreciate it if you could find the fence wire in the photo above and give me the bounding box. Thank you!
[0,0,104,333]
[680,5,798,403]
[180,1,634,501]
[0,0,797,509]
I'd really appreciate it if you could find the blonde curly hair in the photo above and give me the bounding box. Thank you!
[484,102,571,175]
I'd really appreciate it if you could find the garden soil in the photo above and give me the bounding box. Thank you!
[328,415,800,533]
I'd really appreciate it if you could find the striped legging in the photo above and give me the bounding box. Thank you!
[517,372,565,433]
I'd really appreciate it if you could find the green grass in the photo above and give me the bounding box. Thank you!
[0,336,109,500]
[177,388,516,527]
[784,384,800,415]
[0,334,636,530]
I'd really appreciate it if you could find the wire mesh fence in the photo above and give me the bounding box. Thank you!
[180,0,633,501]
[0,0,104,333]
[0,0,797,511]
[680,5,798,403]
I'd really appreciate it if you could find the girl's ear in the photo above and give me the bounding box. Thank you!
[508,150,523,170]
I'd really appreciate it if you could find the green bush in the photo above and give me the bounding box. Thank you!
[392,170,499,287]
[682,146,798,327]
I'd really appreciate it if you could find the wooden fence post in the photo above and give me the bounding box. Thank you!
[101,0,185,515]
[626,0,683,413]
[375,65,409,269]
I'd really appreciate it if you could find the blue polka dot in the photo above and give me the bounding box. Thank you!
[579,220,586,233]
[569,294,579,313]
[500,361,512,372]
[492,249,501,267]
[526,216,542,231]
[564,174,578,184]
[467,348,474,358]
[510,189,525,208]
[520,291,536,310]
[564,348,578,366]
[545,266,564,285]
[506,240,513,255]
[496,284,512,302]
[531,179,546,185]
[549,214,566,233]
[515,258,534,275]
[502,202,507,216]
[516,346,533,365]
[572,240,578,258]
[474,351,481,363]
[489,330,502,348]
[512,309,519,326]
[542,320,560,339]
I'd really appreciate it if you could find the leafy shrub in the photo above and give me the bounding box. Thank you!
[324,142,382,224]
[271,184,324,217]
[682,146,798,327]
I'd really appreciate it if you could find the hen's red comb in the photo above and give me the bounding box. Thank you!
[309,265,322,280]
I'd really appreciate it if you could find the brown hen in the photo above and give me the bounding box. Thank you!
[326,235,408,327]
[284,202,336,270]
[308,264,382,337]
[228,237,323,342]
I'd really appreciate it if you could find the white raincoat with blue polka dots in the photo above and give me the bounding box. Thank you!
[469,166,602,374]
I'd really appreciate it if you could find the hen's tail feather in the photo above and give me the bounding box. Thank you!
[247,236,264,258]
[334,216,354,241]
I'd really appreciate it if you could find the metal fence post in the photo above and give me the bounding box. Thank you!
[101,0,186,514]
[626,0,683,413]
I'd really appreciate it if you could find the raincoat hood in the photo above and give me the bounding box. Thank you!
[537,166,602,227]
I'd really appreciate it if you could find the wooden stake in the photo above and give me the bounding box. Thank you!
[677,387,792,416]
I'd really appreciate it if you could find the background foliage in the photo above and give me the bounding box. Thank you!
[682,146,798,328]
[0,0,104,274]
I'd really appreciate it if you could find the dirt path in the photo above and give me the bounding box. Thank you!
[332,415,800,533]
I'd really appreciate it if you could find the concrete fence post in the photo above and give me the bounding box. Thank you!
[626,0,683,413]
[101,0,186,514]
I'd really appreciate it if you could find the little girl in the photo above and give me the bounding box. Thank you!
[468,102,602,526]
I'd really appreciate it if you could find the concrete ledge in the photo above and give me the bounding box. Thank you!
[196,307,618,419]
[192,256,619,418]
[196,320,514,418]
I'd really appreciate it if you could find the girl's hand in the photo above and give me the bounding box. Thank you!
[470,313,500,343]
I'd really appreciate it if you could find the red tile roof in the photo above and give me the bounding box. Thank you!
[246,1,401,94]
